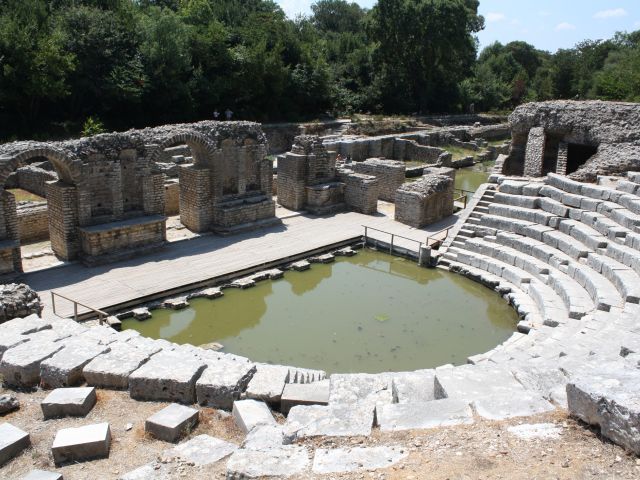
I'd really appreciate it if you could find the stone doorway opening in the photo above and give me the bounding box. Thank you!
[566,143,598,175]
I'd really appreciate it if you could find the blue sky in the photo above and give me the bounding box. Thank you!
[275,1,640,53]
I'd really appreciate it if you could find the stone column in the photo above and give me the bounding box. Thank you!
[179,165,213,232]
[143,174,165,215]
[276,152,307,210]
[556,141,569,176]
[237,146,247,195]
[47,181,79,261]
[1,191,22,273]
[523,127,546,177]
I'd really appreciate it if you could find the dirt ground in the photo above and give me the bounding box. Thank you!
[1,386,639,480]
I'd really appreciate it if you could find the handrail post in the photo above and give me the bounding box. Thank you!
[73,302,78,322]
[51,292,56,316]
[390,234,394,254]
[364,226,368,246]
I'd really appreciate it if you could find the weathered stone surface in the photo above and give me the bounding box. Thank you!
[145,403,199,443]
[232,399,276,434]
[507,423,562,440]
[244,364,290,405]
[200,287,223,299]
[41,387,97,419]
[472,392,555,420]
[226,446,310,479]
[281,380,329,414]
[289,367,326,384]
[132,308,151,320]
[162,434,237,465]
[83,343,151,389]
[0,314,50,335]
[0,340,64,387]
[312,446,408,474]
[128,351,206,404]
[395,174,454,228]
[567,369,640,455]
[0,394,20,415]
[119,463,172,480]
[376,399,473,432]
[52,422,111,464]
[329,373,393,409]
[21,470,63,480]
[285,404,373,440]
[125,336,164,356]
[242,424,285,450]
[0,422,30,466]
[290,260,310,271]
[0,284,42,324]
[196,357,256,410]
[390,370,436,403]
[163,297,188,310]
[40,340,109,388]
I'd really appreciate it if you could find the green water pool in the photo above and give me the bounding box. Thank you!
[455,160,496,193]
[123,250,517,374]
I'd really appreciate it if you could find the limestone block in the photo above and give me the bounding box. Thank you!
[312,446,408,474]
[40,340,109,388]
[376,399,473,432]
[226,446,310,479]
[119,463,172,480]
[128,351,206,404]
[231,277,256,289]
[0,314,50,335]
[200,287,223,299]
[473,392,555,420]
[196,357,256,410]
[289,367,327,384]
[162,434,237,465]
[232,399,276,434]
[281,380,329,414]
[390,370,436,403]
[132,308,151,320]
[52,422,111,465]
[328,373,393,409]
[0,340,64,387]
[242,424,285,450]
[21,470,63,480]
[434,364,525,401]
[80,326,120,345]
[244,364,290,405]
[145,403,199,443]
[125,336,164,356]
[284,404,373,440]
[162,298,188,310]
[41,387,97,419]
[0,422,30,466]
[83,343,151,389]
[290,260,310,271]
[0,333,30,361]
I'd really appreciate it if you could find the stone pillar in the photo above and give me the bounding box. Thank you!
[237,146,247,195]
[111,163,124,218]
[276,152,307,211]
[179,165,213,232]
[1,191,22,273]
[47,181,79,261]
[556,141,569,176]
[523,127,546,177]
[143,173,165,215]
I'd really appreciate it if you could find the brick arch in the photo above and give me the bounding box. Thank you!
[148,131,217,168]
[0,145,82,188]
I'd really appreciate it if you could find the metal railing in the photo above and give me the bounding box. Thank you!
[362,225,426,263]
[453,188,475,210]
[425,225,455,249]
[51,291,109,325]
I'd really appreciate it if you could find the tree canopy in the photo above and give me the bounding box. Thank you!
[0,0,638,140]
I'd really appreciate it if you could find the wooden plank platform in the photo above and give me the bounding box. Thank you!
[25,210,460,318]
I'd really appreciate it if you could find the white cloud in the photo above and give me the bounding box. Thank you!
[486,12,507,23]
[555,22,576,31]
[594,8,628,19]
[538,11,551,17]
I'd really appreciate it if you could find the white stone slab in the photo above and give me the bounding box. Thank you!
[242,425,285,450]
[52,422,111,464]
[312,445,408,474]
[329,373,394,408]
[41,387,97,419]
[390,370,436,403]
[196,357,256,410]
[162,434,237,465]
[226,446,310,479]
[119,463,172,480]
[40,340,109,388]
[244,364,290,405]
[376,399,473,432]
[284,404,373,441]
[21,470,63,480]
[281,380,329,414]
[472,392,555,420]
[0,422,30,466]
[232,399,276,434]
[0,315,50,335]
[145,403,199,443]
[83,343,151,389]
[0,340,64,387]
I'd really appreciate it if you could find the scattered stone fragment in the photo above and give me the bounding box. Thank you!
[244,363,290,405]
[0,340,64,387]
[311,253,335,264]
[334,246,356,257]
[507,423,562,440]
[312,445,408,474]
[0,394,19,415]
[265,268,284,279]
[0,422,30,466]
[41,387,97,419]
[132,308,151,320]
[242,424,285,450]
[376,399,473,432]
[199,342,224,351]
[328,373,394,409]
[40,340,109,388]
[128,351,206,404]
[83,343,151,389]
[472,392,555,420]
[162,434,237,465]
[226,445,310,479]
[285,404,373,441]
[21,470,63,480]
[119,462,172,480]
[232,399,276,434]
[52,422,111,465]
[163,297,188,310]
[290,260,310,271]
[281,380,329,414]
[196,357,256,410]
[200,287,223,299]
[390,370,436,403]
[145,403,199,443]
[230,277,256,289]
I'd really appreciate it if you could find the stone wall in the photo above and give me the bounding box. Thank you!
[340,172,378,215]
[395,174,454,228]
[17,202,49,243]
[352,158,405,202]
[15,166,57,198]
[164,180,180,216]
[0,283,42,324]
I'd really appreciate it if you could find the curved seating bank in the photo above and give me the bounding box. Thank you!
[2,171,640,476]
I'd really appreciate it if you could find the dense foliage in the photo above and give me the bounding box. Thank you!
[0,0,638,140]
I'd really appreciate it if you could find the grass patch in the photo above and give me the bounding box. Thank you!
[444,145,478,160]
[487,139,510,147]
[8,189,45,203]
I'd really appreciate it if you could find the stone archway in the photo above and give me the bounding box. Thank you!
[148,130,217,169]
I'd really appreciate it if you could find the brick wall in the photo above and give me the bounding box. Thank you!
[79,217,166,258]
[17,202,49,243]
[352,158,405,202]
[164,180,180,215]
[341,172,378,215]
[395,175,454,228]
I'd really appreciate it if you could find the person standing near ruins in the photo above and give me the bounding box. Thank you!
[225,108,233,120]
[213,109,220,120]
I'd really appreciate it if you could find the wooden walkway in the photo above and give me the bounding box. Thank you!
[25,210,460,318]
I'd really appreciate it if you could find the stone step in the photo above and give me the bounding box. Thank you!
[51,422,111,465]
